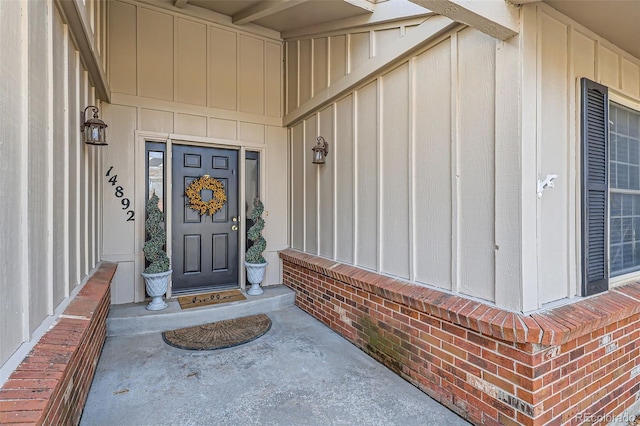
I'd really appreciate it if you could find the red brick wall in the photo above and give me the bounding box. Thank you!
[280,249,640,425]
[0,262,116,425]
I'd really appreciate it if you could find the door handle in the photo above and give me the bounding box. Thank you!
[231,225,238,231]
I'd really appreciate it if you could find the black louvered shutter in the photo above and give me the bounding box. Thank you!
[581,78,609,296]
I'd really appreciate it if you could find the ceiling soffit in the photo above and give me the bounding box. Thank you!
[179,0,376,33]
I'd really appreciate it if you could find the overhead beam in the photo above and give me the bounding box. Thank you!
[284,15,459,126]
[283,0,431,39]
[232,0,308,25]
[173,0,189,8]
[408,0,519,40]
[343,0,375,12]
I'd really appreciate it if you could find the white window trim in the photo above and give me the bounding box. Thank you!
[608,91,640,288]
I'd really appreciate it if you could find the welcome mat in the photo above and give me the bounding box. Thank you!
[162,314,272,350]
[178,289,246,309]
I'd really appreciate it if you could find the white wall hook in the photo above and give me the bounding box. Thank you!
[537,174,558,199]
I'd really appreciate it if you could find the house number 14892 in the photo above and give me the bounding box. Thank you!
[105,166,135,221]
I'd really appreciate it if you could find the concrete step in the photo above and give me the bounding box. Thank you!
[107,285,296,336]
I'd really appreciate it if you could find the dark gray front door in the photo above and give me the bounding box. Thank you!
[172,145,239,294]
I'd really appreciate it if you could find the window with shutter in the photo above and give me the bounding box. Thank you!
[581,78,640,296]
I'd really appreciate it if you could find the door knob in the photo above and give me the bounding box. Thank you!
[231,225,238,231]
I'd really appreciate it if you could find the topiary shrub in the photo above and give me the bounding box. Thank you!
[143,193,170,274]
[245,198,266,264]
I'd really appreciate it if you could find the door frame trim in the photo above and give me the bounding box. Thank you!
[134,131,267,303]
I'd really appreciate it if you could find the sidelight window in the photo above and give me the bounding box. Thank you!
[146,142,166,212]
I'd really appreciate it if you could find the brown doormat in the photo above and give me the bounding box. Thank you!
[162,314,271,350]
[177,289,246,309]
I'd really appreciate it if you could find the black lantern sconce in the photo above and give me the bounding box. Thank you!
[312,136,329,164]
[81,105,108,145]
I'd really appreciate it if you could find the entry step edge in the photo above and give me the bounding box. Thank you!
[107,285,295,337]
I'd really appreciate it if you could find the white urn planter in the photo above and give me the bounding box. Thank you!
[245,261,267,296]
[142,270,172,311]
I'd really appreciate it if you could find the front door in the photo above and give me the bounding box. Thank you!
[172,145,239,294]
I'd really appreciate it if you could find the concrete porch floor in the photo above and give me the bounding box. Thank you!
[80,286,470,426]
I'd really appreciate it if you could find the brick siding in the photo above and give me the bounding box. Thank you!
[0,262,116,425]
[280,249,640,425]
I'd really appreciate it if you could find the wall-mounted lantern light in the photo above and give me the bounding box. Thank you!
[312,136,329,164]
[81,105,108,145]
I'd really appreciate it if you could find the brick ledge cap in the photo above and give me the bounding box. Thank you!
[279,249,640,346]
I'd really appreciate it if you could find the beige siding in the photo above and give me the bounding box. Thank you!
[53,10,68,306]
[0,0,27,369]
[209,27,237,110]
[350,33,370,74]
[304,117,318,254]
[299,39,312,106]
[68,50,80,287]
[525,5,640,306]
[110,2,282,131]
[285,20,419,115]
[318,106,334,258]
[109,1,137,95]
[265,42,282,117]
[375,28,401,56]
[175,113,207,137]
[264,126,289,285]
[286,41,298,114]
[140,108,174,133]
[538,13,569,303]
[355,81,378,271]
[457,29,496,301]
[329,35,347,86]
[28,0,52,328]
[106,1,287,304]
[335,95,355,264]
[291,123,305,251]
[413,39,452,289]
[238,122,265,144]
[138,8,174,101]
[381,64,410,279]
[80,72,89,278]
[176,18,207,106]
[288,27,500,303]
[528,4,640,306]
[208,118,237,140]
[239,35,265,115]
[1,1,102,375]
[621,59,640,97]
[313,39,328,96]
[101,105,137,259]
[598,45,619,89]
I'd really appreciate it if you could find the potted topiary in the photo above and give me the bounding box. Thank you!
[141,192,172,310]
[245,198,267,296]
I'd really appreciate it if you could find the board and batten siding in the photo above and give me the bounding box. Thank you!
[0,0,103,377]
[105,1,288,304]
[289,26,503,304]
[285,16,430,115]
[524,4,640,308]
